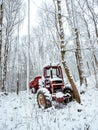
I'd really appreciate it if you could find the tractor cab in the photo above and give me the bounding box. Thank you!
[43,65,63,79]
[43,65,64,93]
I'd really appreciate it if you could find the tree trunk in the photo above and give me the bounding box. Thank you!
[0,30,2,87]
[85,0,98,44]
[1,0,23,92]
[75,28,87,86]
[2,41,9,92]
[0,3,3,88]
[65,0,87,87]
[2,57,7,92]
[27,0,30,94]
[83,15,98,87]
[56,0,81,103]
[16,73,19,95]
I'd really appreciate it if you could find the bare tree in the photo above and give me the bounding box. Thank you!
[75,0,98,87]
[82,11,98,87]
[30,2,61,77]
[56,0,81,103]
[27,0,30,94]
[1,0,23,92]
[85,0,98,44]
[0,2,3,86]
[65,0,87,87]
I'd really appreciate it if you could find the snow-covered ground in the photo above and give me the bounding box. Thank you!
[0,76,98,130]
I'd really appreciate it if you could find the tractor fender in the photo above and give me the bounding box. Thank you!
[29,76,41,93]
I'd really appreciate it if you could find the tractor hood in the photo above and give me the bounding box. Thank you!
[49,77,63,82]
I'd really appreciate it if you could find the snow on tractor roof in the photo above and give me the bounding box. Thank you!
[43,63,61,68]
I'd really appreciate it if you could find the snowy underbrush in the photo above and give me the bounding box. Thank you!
[0,76,98,130]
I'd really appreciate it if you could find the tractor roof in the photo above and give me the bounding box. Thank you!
[43,64,61,69]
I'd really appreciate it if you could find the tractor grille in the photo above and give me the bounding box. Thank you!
[54,81,62,84]
[52,80,63,93]
[54,87,62,93]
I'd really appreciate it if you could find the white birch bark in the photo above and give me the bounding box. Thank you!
[27,0,30,94]
[56,0,81,103]
[0,3,3,88]
[66,0,87,87]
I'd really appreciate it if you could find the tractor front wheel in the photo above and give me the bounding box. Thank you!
[63,88,74,103]
[37,88,52,109]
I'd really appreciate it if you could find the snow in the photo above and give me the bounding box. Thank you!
[37,88,52,101]
[50,77,62,81]
[55,92,64,98]
[0,76,98,130]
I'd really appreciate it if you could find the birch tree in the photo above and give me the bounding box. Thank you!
[0,3,3,86]
[56,0,81,103]
[1,0,23,92]
[74,0,98,87]
[85,0,98,87]
[85,0,98,44]
[65,0,87,87]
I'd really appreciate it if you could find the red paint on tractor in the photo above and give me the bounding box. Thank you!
[29,64,73,105]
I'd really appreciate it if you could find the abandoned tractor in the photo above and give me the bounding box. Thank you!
[29,64,74,109]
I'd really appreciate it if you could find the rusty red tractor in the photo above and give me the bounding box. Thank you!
[29,64,74,109]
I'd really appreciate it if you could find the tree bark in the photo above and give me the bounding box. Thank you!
[2,37,9,92]
[75,28,87,86]
[82,14,98,87]
[2,0,23,92]
[85,0,98,44]
[27,0,30,94]
[0,3,3,88]
[56,0,81,103]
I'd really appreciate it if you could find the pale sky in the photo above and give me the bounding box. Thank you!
[20,0,43,36]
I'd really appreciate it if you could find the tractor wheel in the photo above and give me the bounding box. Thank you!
[63,88,74,103]
[37,88,52,109]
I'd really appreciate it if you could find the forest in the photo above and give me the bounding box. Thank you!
[0,0,98,93]
[0,0,98,130]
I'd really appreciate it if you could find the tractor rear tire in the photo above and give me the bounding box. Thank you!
[37,88,52,109]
